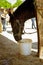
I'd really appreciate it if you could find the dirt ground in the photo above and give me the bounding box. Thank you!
[0,34,43,65]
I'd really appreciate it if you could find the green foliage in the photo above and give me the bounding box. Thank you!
[0,0,12,8]
[0,0,23,8]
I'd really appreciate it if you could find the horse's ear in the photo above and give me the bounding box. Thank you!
[7,9,14,23]
[7,8,14,15]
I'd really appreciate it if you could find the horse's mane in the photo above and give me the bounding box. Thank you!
[13,0,35,17]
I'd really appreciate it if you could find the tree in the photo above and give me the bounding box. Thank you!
[0,0,12,8]
[0,0,23,8]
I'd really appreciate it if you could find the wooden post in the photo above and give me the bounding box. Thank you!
[36,0,43,59]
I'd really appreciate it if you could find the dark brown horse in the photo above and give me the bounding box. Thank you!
[8,0,37,41]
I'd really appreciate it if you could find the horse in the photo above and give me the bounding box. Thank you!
[8,0,37,41]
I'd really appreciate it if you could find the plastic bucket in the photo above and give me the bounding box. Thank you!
[19,39,32,55]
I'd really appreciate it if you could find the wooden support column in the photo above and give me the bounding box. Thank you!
[36,0,43,59]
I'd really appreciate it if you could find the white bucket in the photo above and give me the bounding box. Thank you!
[19,39,32,55]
